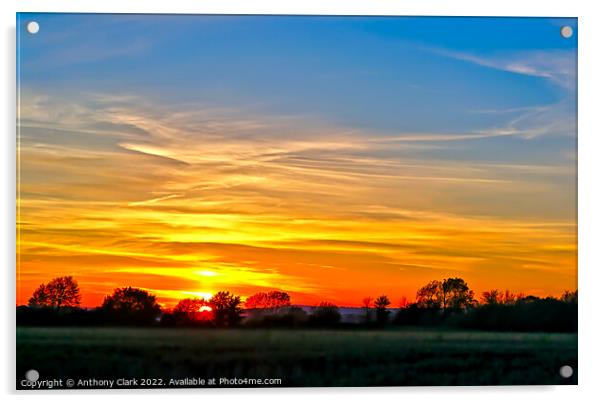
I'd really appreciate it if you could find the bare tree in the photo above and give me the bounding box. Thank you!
[374,295,391,324]
[481,289,501,305]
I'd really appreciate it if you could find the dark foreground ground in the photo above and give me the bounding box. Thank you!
[16,327,577,388]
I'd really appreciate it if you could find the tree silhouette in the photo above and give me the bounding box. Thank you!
[244,292,267,309]
[502,290,523,304]
[416,280,443,309]
[374,295,391,324]
[174,297,204,313]
[244,291,291,311]
[173,297,213,322]
[481,289,501,305]
[416,278,475,312]
[561,290,578,304]
[28,276,81,308]
[442,277,475,311]
[209,291,242,327]
[28,286,50,308]
[482,289,523,305]
[101,287,161,324]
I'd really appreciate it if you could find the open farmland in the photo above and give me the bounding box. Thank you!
[16,327,577,388]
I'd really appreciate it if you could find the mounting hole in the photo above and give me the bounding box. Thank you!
[25,369,40,382]
[26,21,40,35]
[559,365,573,378]
[560,26,573,39]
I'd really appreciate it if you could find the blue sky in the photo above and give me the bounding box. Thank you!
[18,14,576,134]
[17,14,578,208]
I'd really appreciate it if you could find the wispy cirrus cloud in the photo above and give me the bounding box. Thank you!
[17,91,576,306]
[419,47,576,140]
[18,91,575,212]
[430,48,576,90]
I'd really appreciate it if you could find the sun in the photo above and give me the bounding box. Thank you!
[197,270,217,277]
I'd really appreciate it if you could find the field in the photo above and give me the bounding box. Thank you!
[16,327,577,388]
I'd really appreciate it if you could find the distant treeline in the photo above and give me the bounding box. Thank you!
[16,276,577,332]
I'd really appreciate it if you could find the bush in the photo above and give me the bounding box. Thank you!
[308,302,341,327]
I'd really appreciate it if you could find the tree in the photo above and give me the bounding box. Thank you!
[244,292,267,309]
[481,289,501,305]
[101,287,161,324]
[483,289,523,305]
[416,278,475,312]
[265,291,291,309]
[309,302,341,326]
[481,289,522,305]
[416,280,442,309]
[173,298,213,323]
[244,291,291,311]
[174,297,205,313]
[442,277,475,311]
[561,290,578,304]
[209,291,242,327]
[28,286,50,308]
[502,290,523,305]
[28,276,81,308]
[374,295,391,324]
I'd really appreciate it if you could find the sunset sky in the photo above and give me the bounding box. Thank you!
[17,14,577,307]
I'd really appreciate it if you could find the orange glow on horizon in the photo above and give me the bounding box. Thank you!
[16,95,577,308]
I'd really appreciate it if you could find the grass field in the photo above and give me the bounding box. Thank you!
[16,327,577,388]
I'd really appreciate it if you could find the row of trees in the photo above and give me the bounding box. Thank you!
[19,275,577,331]
[26,277,243,326]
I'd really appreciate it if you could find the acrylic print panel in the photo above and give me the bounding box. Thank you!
[16,14,577,389]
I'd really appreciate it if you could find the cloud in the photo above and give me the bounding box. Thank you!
[414,47,577,140]
[128,193,184,207]
[18,91,576,213]
[17,91,577,306]
[431,48,576,90]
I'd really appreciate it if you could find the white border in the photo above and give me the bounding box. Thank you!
[2,1,601,402]
[3,0,586,17]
